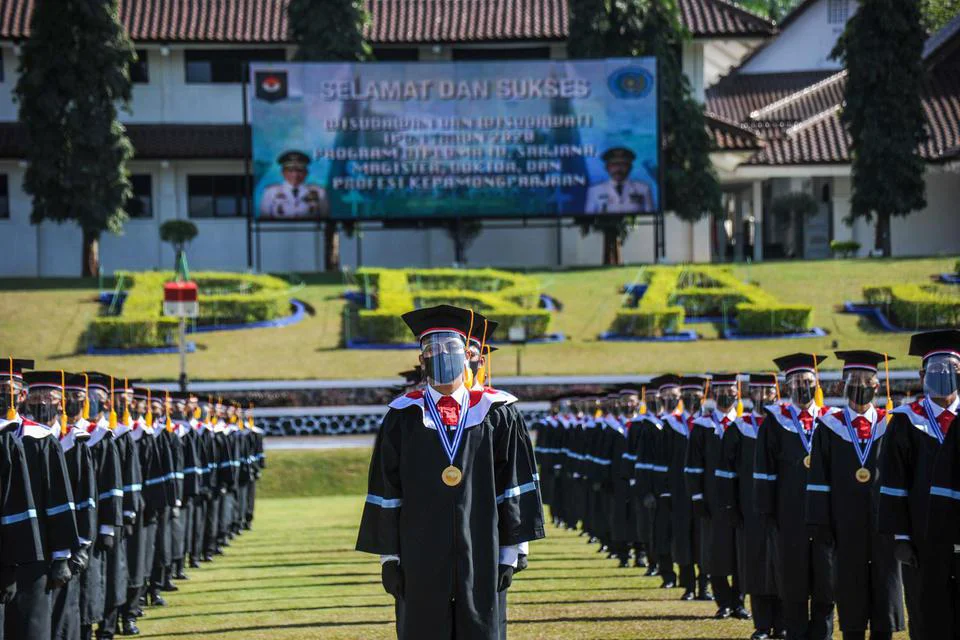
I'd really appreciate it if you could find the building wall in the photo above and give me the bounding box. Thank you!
[740,0,851,74]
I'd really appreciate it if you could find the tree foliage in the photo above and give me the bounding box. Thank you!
[921,0,960,32]
[832,0,927,256]
[738,0,803,21]
[15,0,136,276]
[569,0,722,264]
[288,0,370,270]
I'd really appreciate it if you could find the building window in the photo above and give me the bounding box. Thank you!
[452,47,551,61]
[185,49,287,84]
[130,49,149,84]
[188,175,248,218]
[372,48,420,62]
[0,175,8,219]
[125,174,152,218]
[827,0,849,24]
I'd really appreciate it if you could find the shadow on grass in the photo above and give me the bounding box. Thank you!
[511,614,707,624]
[148,601,392,621]
[183,579,381,595]
[141,619,391,637]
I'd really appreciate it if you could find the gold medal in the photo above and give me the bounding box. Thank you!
[855,467,871,483]
[803,455,812,469]
[442,465,463,487]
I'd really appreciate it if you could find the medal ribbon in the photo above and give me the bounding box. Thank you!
[922,397,946,444]
[787,404,814,454]
[841,407,878,469]
[423,390,471,467]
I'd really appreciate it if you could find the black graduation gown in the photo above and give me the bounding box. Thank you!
[656,413,695,567]
[805,408,904,633]
[686,411,737,577]
[128,424,166,590]
[621,418,648,548]
[636,416,671,558]
[86,423,123,620]
[0,423,43,639]
[755,404,835,605]
[717,416,777,596]
[218,428,241,536]
[164,426,186,563]
[603,417,631,544]
[179,424,201,558]
[112,426,139,608]
[8,419,79,640]
[878,401,956,638]
[928,413,960,542]
[533,418,554,508]
[356,388,545,640]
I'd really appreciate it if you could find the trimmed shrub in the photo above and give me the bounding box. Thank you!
[863,283,960,329]
[612,268,684,337]
[830,240,861,258]
[351,268,549,343]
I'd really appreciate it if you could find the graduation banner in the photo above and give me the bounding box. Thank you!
[249,58,659,221]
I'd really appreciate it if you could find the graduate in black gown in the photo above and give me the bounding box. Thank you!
[805,351,904,640]
[0,359,44,639]
[716,373,784,640]
[602,391,633,568]
[110,381,143,636]
[687,373,748,619]
[878,329,960,640]
[171,393,199,580]
[356,304,545,640]
[151,394,181,596]
[755,353,835,640]
[56,373,98,640]
[82,373,123,640]
[9,371,80,640]
[632,386,668,580]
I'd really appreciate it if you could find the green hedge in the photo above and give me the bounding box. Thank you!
[350,268,550,343]
[863,283,960,329]
[610,265,814,337]
[88,271,291,349]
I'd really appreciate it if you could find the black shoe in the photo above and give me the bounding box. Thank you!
[618,556,629,568]
[189,557,201,569]
[681,590,695,601]
[160,580,179,592]
[148,592,166,607]
[131,607,144,618]
[138,596,146,607]
[173,570,188,580]
[121,618,140,636]
[660,580,676,589]
[242,522,251,530]
[213,547,224,556]
[606,551,616,559]
[714,607,732,619]
[732,606,752,620]
[771,629,787,639]
[749,632,771,640]
[696,590,714,601]
[633,554,648,568]
[644,566,660,577]
[201,553,213,562]
[587,536,597,544]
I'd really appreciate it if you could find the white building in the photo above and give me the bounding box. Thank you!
[0,0,955,276]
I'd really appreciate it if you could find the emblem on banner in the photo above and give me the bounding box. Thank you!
[255,71,288,103]
[607,66,654,99]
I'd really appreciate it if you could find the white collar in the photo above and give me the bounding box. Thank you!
[846,405,878,423]
[427,383,468,408]
[928,396,960,417]
[719,407,737,423]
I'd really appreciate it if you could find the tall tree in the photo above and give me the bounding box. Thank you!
[16,0,136,276]
[832,0,927,257]
[739,0,803,21]
[289,0,370,271]
[568,0,721,265]
[921,0,960,32]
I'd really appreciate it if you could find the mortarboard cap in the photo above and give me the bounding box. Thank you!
[680,375,709,390]
[85,372,112,391]
[402,304,477,342]
[909,329,960,363]
[23,370,69,390]
[1,358,34,379]
[277,150,310,169]
[748,373,778,387]
[601,146,636,163]
[773,353,827,375]
[708,373,739,385]
[649,374,681,391]
[834,350,891,373]
[469,318,499,346]
[132,386,153,401]
[399,367,423,384]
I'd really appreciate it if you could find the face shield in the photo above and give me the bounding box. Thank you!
[923,354,960,402]
[749,385,777,413]
[24,388,61,424]
[844,369,879,407]
[786,372,817,407]
[621,394,640,417]
[681,389,704,414]
[0,378,22,416]
[660,388,681,414]
[89,388,106,418]
[65,389,85,420]
[712,384,738,414]
[421,331,468,387]
[644,392,659,415]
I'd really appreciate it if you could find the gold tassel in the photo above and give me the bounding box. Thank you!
[60,371,68,438]
[639,385,647,415]
[677,398,685,414]
[194,406,201,420]
[108,377,117,429]
[812,354,825,407]
[82,373,90,420]
[145,388,153,428]
[6,357,16,421]
[773,373,781,403]
[247,403,255,430]
[736,377,744,418]
[884,353,894,423]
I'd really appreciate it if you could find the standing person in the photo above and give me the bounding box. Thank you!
[56,373,98,640]
[717,373,784,640]
[110,379,143,636]
[8,371,80,640]
[356,304,545,640]
[202,400,222,563]
[879,329,960,639]
[82,373,123,640]
[806,351,904,640]
[617,388,647,569]
[654,373,700,599]
[246,406,265,528]
[186,393,208,569]
[172,393,199,580]
[687,373,748,619]
[605,391,634,568]
[641,376,677,588]
[755,353,835,640]
[0,359,43,638]
[216,403,240,554]
[629,386,662,576]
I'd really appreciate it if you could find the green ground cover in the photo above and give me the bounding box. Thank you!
[0,256,955,379]
[135,453,909,639]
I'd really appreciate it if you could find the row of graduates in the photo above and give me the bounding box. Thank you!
[0,361,266,640]
[535,329,960,640]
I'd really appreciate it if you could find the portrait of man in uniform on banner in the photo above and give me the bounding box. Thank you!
[585,146,655,214]
[259,150,330,219]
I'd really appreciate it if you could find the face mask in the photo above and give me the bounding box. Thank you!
[845,384,876,406]
[65,398,83,419]
[716,393,738,412]
[792,383,815,406]
[924,358,960,399]
[661,396,680,413]
[682,394,702,414]
[88,396,101,418]
[25,401,58,424]
[424,353,464,385]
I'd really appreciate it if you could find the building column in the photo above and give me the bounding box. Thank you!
[752,179,763,262]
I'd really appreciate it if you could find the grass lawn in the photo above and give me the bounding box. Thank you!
[0,256,956,380]
[137,492,908,639]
